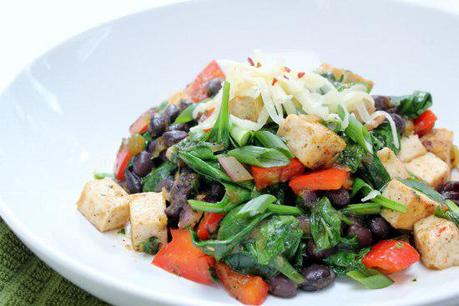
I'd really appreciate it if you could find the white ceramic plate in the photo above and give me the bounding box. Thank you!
[1,0,459,305]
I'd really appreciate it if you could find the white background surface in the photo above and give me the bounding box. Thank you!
[0,0,458,93]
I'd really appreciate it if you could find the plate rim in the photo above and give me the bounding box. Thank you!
[1,1,458,305]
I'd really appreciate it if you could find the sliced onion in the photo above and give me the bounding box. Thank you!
[218,156,253,182]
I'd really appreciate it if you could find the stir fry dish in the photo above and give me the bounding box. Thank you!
[77,54,459,305]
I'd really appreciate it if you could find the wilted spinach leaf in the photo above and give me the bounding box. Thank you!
[324,248,370,276]
[310,197,342,251]
[393,91,432,119]
[371,122,400,154]
[357,153,390,190]
[337,143,366,173]
[142,161,177,192]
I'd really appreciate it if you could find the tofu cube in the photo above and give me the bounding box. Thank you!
[278,114,346,169]
[229,96,264,122]
[397,135,427,162]
[405,152,449,188]
[130,192,168,252]
[377,148,409,179]
[421,128,454,167]
[414,215,459,270]
[381,179,440,230]
[77,178,130,232]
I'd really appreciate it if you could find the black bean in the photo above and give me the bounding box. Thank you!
[300,190,318,209]
[373,95,394,111]
[297,215,311,235]
[206,78,224,98]
[300,264,335,292]
[133,151,154,177]
[149,113,168,137]
[269,275,298,298]
[178,99,192,111]
[166,170,199,219]
[325,188,350,207]
[162,131,188,146]
[125,169,142,194]
[166,123,190,132]
[389,113,405,135]
[306,240,334,261]
[154,177,174,193]
[147,137,167,158]
[442,191,459,201]
[439,181,459,192]
[369,217,392,239]
[346,224,372,248]
[164,104,180,123]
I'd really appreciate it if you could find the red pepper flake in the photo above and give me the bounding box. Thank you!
[256,62,262,68]
[247,57,255,66]
[283,75,289,80]
[272,78,278,86]
[284,66,291,73]
[297,71,305,78]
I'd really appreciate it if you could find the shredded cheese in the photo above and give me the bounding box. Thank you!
[192,53,377,132]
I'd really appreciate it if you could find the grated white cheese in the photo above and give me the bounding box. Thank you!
[193,53,377,132]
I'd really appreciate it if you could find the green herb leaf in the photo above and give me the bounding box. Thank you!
[253,131,293,158]
[342,203,382,215]
[357,153,390,190]
[228,146,290,168]
[142,162,177,192]
[252,216,305,284]
[139,237,161,255]
[435,200,459,227]
[236,194,277,218]
[207,81,231,148]
[191,211,271,260]
[310,197,342,251]
[401,178,445,204]
[179,151,232,184]
[352,178,407,213]
[338,106,373,154]
[394,91,432,119]
[267,204,303,216]
[337,143,366,173]
[175,103,197,124]
[371,122,400,154]
[346,269,393,289]
[324,248,370,276]
[93,172,114,180]
[188,183,252,213]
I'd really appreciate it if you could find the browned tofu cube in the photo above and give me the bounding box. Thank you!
[381,179,441,230]
[421,128,454,167]
[77,178,130,232]
[277,114,346,169]
[404,153,449,188]
[377,148,409,179]
[397,135,427,162]
[414,215,459,270]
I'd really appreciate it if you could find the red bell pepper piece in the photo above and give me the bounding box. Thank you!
[152,229,215,285]
[197,212,225,240]
[185,60,225,102]
[362,240,420,274]
[414,109,437,136]
[129,109,152,136]
[288,167,349,194]
[114,141,132,181]
[251,158,305,190]
[215,262,269,305]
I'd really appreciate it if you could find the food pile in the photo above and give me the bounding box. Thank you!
[77,55,459,305]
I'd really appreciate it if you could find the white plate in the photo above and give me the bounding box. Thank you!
[1,0,459,305]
